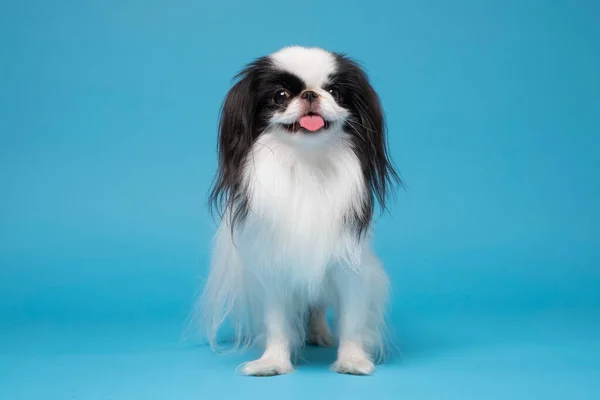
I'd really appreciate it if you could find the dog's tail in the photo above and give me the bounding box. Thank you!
[194,221,253,352]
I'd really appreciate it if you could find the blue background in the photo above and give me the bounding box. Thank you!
[1,0,599,399]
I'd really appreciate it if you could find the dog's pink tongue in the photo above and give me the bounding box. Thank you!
[299,115,325,132]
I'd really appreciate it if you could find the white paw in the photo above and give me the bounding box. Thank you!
[308,328,334,347]
[332,356,375,375]
[240,358,294,377]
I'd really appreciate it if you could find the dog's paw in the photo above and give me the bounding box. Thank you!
[240,358,294,377]
[331,356,375,375]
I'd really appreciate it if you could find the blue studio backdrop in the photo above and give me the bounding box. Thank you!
[1,1,599,399]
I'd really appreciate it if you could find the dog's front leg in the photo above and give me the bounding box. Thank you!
[240,303,294,376]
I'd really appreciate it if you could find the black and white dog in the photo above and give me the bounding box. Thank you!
[200,46,400,376]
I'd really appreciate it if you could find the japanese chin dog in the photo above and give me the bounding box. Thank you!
[198,46,400,376]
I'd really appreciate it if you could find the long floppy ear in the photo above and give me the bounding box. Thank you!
[208,67,258,222]
[338,56,402,217]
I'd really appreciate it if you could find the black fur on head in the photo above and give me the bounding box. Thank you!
[208,51,402,235]
[207,56,275,229]
[328,53,402,234]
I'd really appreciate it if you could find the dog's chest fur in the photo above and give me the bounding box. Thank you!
[237,133,367,275]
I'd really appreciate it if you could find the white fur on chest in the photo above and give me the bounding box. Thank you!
[236,132,367,282]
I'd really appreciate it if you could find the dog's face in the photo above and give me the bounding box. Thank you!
[219,46,385,146]
[258,47,350,138]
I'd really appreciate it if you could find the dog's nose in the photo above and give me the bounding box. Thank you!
[301,90,318,102]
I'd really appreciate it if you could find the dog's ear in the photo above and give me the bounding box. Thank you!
[209,58,270,221]
[209,73,254,219]
[339,57,402,214]
[218,75,256,173]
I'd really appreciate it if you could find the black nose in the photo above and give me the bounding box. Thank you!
[301,90,318,102]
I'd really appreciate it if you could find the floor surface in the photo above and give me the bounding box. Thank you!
[2,310,599,400]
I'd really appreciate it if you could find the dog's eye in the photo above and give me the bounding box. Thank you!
[273,90,291,105]
[328,87,340,101]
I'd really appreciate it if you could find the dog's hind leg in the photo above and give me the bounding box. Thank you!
[307,306,334,347]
